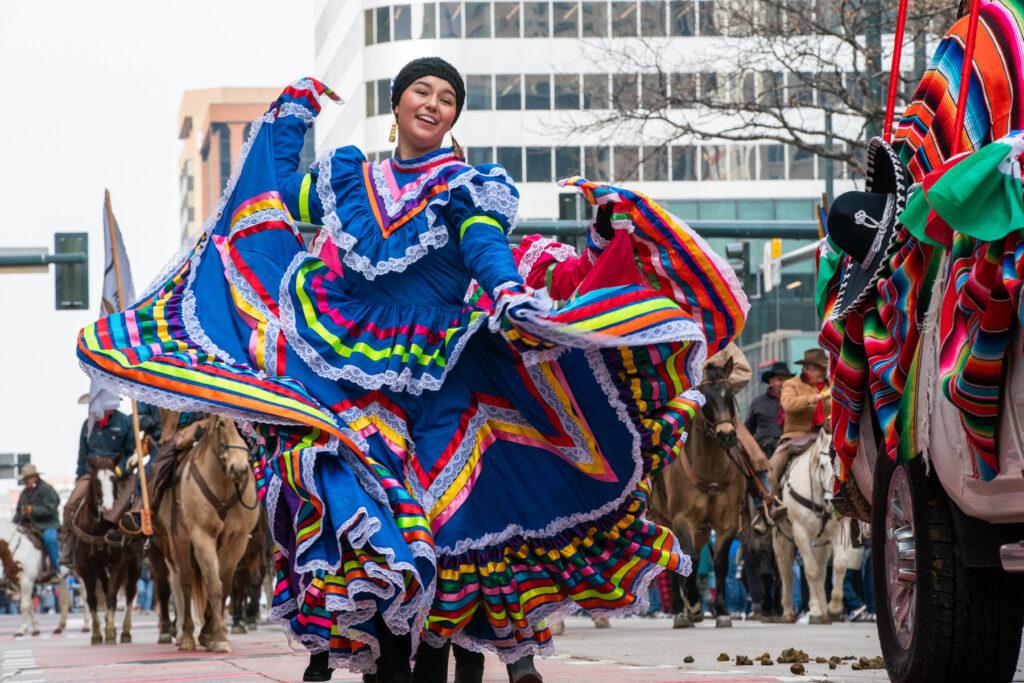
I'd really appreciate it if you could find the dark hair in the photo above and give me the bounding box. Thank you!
[390,57,466,122]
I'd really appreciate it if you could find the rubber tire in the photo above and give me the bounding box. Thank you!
[872,453,1024,682]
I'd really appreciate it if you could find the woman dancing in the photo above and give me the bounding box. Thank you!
[77,57,747,682]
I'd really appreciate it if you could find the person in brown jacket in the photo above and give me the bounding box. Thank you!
[768,347,831,483]
[705,342,778,534]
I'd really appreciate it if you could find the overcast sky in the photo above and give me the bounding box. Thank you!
[0,1,315,483]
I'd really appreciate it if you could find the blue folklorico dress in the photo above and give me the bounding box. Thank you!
[76,79,748,670]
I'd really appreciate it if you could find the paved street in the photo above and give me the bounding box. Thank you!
[0,612,904,683]
[3,611,1024,682]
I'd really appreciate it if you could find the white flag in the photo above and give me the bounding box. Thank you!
[87,190,136,433]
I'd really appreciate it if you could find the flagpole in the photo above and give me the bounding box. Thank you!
[105,189,153,536]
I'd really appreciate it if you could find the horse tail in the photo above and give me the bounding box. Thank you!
[189,549,207,616]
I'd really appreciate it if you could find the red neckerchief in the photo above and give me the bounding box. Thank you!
[802,372,826,427]
[98,414,112,428]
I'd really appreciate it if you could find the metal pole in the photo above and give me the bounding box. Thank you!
[824,111,835,204]
[104,190,153,537]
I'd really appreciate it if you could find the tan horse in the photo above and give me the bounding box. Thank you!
[651,360,749,628]
[153,415,259,653]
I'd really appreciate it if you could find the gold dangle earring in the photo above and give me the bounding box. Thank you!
[451,133,463,159]
[388,118,397,144]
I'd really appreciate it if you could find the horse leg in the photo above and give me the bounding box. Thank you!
[150,546,175,643]
[772,530,796,623]
[191,532,230,653]
[670,525,695,628]
[121,559,140,643]
[230,573,246,635]
[103,569,118,644]
[245,578,260,629]
[713,531,736,628]
[172,568,196,651]
[794,526,828,623]
[85,575,103,645]
[14,575,33,636]
[54,576,70,634]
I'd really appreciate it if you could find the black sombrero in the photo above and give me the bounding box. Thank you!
[826,137,910,321]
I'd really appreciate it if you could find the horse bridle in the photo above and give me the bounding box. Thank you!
[203,428,259,515]
[696,378,739,444]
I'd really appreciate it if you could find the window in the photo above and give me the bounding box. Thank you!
[788,145,815,179]
[525,74,551,109]
[670,0,694,35]
[496,74,523,109]
[730,145,756,180]
[670,73,696,107]
[555,146,582,177]
[613,73,638,109]
[467,74,493,109]
[421,2,437,37]
[701,145,727,180]
[585,145,611,180]
[468,146,494,165]
[394,5,412,39]
[553,2,580,36]
[787,72,815,106]
[554,73,580,109]
[614,146,640,181]
[699,72,718,101]
[465,2,492,37]
[365,81,376,117]
[376,79,391,117]
[643,146,669,180]
[440,2,463,37]
[583,73,609,109]
[671,146,697,180]
[495,2,522,36]
[216,124,231,192]
[364,8,374,45]
[612,1,638,36]
[581,1,608,36]
[759,71,782,107]
[759,144,785,179]
[376,5,391,42]
[641,1,667,35]
[698,0,716,35]
[524,2,551,36]
[526,147,553,181]
[497,146,523,181]
[642,72,667,110]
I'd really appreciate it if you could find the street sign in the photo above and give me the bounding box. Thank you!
[55,232,89,310]
[763,239,782,292]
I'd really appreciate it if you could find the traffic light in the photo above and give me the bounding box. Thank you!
[55,232,89,310]
[725,241,752,278]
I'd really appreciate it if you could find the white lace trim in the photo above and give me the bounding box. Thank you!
[276,252,491,396]
[516,237,579,283]
[274,102,316,124]
[315,154,519,282]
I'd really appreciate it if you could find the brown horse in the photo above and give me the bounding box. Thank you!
[153,415,259,653]
[66,457,142,644]
[651,360,748,628]
[230,507,271,634]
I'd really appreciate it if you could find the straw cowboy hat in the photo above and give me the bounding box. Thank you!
[826,137,911,321]
[18,463,41,481]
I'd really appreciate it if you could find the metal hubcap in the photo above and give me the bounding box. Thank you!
[886,466,917,650]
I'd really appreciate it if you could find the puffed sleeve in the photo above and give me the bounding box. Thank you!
[267,80,338,226]
[449,168,524,297]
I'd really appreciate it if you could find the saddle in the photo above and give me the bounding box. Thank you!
[16,525,59,584]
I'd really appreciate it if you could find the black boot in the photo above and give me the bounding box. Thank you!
[375,624,412,683]
[303,651,333,682]
[506,655,542,683]
[412,641,450,683]
[453,644,485,683]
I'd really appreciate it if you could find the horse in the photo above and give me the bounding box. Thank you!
[67,456,142,644]
[772,429,859,623]
[230,507,271,635]
[0,524,70,637]
[149,542,176,644]
[153,415,259,653]
[651,358,749,628]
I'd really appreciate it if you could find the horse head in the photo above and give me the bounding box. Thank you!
[700,360,739,451]
[810,429,836,506]
[88,456,118,516]
[205,416,251,483]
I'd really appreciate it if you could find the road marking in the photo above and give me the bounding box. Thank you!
[0,648,43,683]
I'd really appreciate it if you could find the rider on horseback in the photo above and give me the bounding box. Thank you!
[705,343,782,535]
[767,348,832,485]
[12,464,62,576]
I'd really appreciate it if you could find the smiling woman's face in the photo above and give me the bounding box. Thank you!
[394,76,457,158]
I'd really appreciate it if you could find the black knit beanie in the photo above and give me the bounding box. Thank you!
[390,57,466,122]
